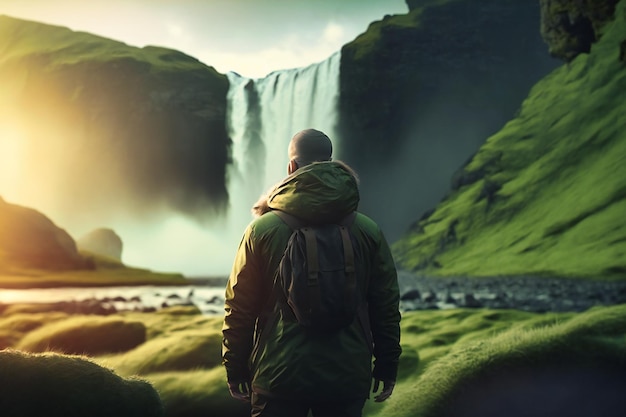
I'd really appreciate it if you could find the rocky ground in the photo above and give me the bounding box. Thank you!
[398,271,626,313]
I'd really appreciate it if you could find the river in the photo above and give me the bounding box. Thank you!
[0,284,226,316]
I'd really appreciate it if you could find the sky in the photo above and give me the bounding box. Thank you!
[0,0,408,78]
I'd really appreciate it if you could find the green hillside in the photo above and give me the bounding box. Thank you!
[393,0,626,280]
[0,15,211,74]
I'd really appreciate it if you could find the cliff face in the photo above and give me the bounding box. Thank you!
[338,0,560,240]
[392,0,626,279]
[0,197,89,271]
[540,0,620,61]
[0,16,231,225]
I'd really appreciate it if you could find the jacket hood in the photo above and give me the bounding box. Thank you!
[252,161,359,223]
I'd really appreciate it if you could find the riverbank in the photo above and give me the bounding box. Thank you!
[0,267,192,289]
[398,272,626,313]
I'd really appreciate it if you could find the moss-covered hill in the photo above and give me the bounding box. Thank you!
[393,1,626,280]
[0,15,230,221]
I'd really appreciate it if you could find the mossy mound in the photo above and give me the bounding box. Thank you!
[393,0,626,279]
[15,316,146,355]
[378,305,626,417]
[0,350,163,417]
[0,312,68,348]
[105,330,222,375]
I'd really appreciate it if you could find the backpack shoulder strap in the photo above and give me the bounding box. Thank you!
[274,210,357,229]
[273,210,305,230]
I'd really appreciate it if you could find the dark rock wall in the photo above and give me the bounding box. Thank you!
[540,0,620,61]
[338,0,560,240]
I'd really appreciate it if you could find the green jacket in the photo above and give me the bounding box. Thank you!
[222,161,401,400]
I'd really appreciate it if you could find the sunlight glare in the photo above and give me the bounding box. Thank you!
[0,126,24,200]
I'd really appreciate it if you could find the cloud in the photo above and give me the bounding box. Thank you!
[322,22,346,44]
[195,22,349,78]
[166,22,185,38]
[197,41,340,78]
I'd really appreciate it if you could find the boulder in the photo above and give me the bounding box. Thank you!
[77,228,123,261]
[0,198,90,271]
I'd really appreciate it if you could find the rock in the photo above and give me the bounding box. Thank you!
[0,198,91,271]
[76,228,123,261]
[539,0,619,61]
[422,291,437,303]
[397,273,626,313]
[400,289,421,301]
[461,294,483,308]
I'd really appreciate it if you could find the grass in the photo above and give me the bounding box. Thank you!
[0,251,191,289]
[392,0,626,280]
[15,316,146,355]
[3,301,625,417]
[0,349,164,417]
[0,268,190,288]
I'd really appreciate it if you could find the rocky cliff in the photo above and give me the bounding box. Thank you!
[393,0,626,279]
[0,197,90,271]
[540,0,620,61]
[0,16,230,225]
[338,0,560,240]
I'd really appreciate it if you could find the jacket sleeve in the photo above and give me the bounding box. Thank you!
[367,229,402,382]
[222,224,264,382]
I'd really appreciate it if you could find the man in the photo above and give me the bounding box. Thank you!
[222,128,402,417]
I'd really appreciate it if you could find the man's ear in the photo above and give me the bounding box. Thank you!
[288,159,299,174]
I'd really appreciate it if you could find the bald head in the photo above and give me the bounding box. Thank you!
[288,129,333,167]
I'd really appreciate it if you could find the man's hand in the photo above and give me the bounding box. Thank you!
[227,380,251,403]
[372,378,395,402]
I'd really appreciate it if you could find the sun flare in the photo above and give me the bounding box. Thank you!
[0,125,24,200]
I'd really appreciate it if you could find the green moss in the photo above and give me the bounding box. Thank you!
[103,330,222,376]
[15,316,146,355]
[369,305,626,417]
[5,299,626,417]
[393,0,626,280]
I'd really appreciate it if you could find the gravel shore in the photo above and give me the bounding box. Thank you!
[398,271,626,313]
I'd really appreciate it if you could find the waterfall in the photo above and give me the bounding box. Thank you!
[225,51,341,237]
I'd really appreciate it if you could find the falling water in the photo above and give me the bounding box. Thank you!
[225,51,341,237]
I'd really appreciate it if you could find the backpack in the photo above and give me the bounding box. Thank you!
[273,210,363,333]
